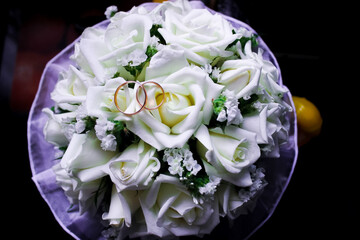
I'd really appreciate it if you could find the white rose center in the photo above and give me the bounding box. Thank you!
[119,161,137,180]
[156,92,193,127]
[233,145,247,163]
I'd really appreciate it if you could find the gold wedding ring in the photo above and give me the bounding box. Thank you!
[114,81,147,116]
[114,80,165,115]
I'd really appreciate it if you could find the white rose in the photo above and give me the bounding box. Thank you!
[241,103,289,157]
[106,140,161,192]
[71,27,112,83]
[72,11,154,85]
[57,131,117,213]
[52,162,79,205]
[218,165,267,219]
[42,108,71,147]
[219,58,262,99]
[158,7,237,65]
[50,65,96,110]
[150,0,192,18]
[217,182,246,219]
[60,131,117,181]
[139,174,220,237]
[238,41,289,103]
[52,161,109,215]
[127,64,223,150]
[195,124,260,187]
[105,13,152,51]
[110,3,149,20]
[96,12,154,80]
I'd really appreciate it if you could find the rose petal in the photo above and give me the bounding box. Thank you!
[241,106,268,144]
[60,132,116,171]
[146,46,189,80]
[102,185,126,226]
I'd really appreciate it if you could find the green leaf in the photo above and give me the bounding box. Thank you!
[226,34,259,53]
[112,71,120,78]
[93,176,112,209]
[50,106,71,114]
[182,174,210,199]
[213,95,227,115]
[58,146,68,152]
[111,120,125,135]
[83,116,97,132]
[239,94,259,115]
[125,62,147,79]
[110,120,139,152]
[145,45,158,59]
[150,24,166,45]
[123,46,158,79]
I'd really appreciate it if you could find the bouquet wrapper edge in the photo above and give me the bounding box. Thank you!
[27,1,298,239]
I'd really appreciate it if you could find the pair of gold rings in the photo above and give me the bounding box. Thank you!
[114,81,165,115]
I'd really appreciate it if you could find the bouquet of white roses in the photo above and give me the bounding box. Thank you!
[40,0,293,239]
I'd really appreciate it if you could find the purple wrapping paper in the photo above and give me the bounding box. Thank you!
[27,1,298,240]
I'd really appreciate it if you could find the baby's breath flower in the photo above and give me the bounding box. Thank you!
[95,117,114,139]
[118,49,148,67]
[100,134,117,151]
[61,117,76,140]
[167,155,184,176]
[214,89,243,126]
[212,67,220,80]
[201,64,212,74]
[198,176,221,195]
[95,117,117,151]
[75,120,86,134]
[163,146,202,178]
[104,6,118,19]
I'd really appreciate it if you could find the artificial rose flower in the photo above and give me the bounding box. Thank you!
[71,11,155,85]
[241,103,289,157]
[238,40,289,104]
[217,182,245,219]
[219,58,262,100]
[195,124,260,187]
[100,12,153,68]
[106,140,161,192]
[150,0,192,19]
[52,162,108,215]
[50,65,96,111]
[52,162,79,205]
[42,108,73,147]
[158,6,237,65]
[139,174,220,237]
[56,131,117,214]
[71,27,111,83]
[127,64,223,150]
[217,165,267,219]
[60,131,116,181]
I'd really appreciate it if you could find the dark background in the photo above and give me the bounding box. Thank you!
[1,0,355,239]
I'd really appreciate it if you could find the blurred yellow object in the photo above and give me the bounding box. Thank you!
[153,0,167,2]
[293,96,322,145]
